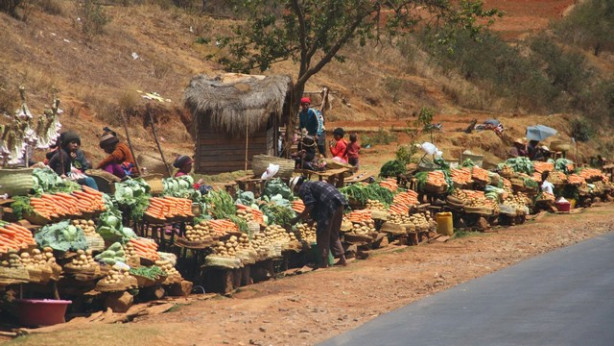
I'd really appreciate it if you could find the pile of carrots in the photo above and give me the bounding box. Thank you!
[29,186,106,220]
[427,171,447,187]
[251,208,265,225]
[502,178,512,191]
[567,174,586,185]
[389,203,410,215]
[531,172,542,182]
[471,166,490,183]
[579,168,605,180]
[347,210,372,223]
[393,190,419,207]
[127,237,159,261]
[380,178,398,192]
[450,168,473,185]
[0,222,35,254]
[208,219,239,235]
[533,162,554,174]
[292,200,305,213]
[145,197,194,220]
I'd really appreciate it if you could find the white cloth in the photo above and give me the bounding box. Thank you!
[541,180,554,195]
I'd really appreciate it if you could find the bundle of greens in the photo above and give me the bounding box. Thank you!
[34,220,88,252]
[499,157,534,174]
[260,203,295,226]
[129,265,165,280]
[461,158,475,168]
[235,190,257,208]
[263,178,293,200]
[114,178,151,220]
[339,184,370,206]
[163,175,201,200]
[555,158,574,173]
[10,196,33,219]
[204,190,237,219]
[341,183,395,206]
[379,160,405,178]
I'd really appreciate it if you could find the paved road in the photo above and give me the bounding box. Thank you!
[322,232,614,346]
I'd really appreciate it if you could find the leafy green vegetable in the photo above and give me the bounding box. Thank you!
[461,158,475,168]
[555,158,574,173]
[163,176,202,200]
[263,178,293,200]
[35,220,88,252]
[260,203,295,226]
[501,157,534,174]
[97,201,136,243]
[94,242,125,265]
[379,160,406,178]
[31,167,81,195]
[236,190,256,206]
[204,190,237,219]
[10,196,33,219]
[114,178,151,220]
[129,266,165,280]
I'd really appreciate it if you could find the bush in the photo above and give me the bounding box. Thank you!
[570,118,594,142]
[553,0,614,56]
[0,0,24,17]
[75,0,110,38]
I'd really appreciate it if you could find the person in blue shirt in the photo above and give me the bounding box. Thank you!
[299,97,319,137]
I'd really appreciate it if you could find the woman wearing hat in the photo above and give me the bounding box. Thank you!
[96,132,138,178]
[289,176,347,268]
[298,97,319,137]
[48,131,98,190]
[509,138,528,158]
[329,127,348,163]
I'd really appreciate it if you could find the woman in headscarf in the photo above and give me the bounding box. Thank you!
[48,131,98,190]
[173,155,208,193]
[96,132,138,178]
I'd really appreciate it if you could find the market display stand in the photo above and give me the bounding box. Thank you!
[294,168,350,187]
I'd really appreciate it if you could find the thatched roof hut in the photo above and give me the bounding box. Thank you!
[184,73,292,174]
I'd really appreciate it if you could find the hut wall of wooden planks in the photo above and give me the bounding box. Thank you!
[184,73,292,175]
[195,114,279,174]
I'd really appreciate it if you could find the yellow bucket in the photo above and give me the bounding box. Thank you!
[436,212,454,236]
[568,199,576,209]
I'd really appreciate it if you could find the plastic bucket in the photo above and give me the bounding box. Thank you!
[310,242,335,267]
[555,202,571,212]
[15,299,72,326]
[436,212,454,236]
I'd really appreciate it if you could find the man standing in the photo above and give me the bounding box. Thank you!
[290,176,347,268]
[298,97,319,137]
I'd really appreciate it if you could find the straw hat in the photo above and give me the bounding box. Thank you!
[513,138,526,145]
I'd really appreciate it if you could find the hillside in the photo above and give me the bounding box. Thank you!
[0,0,611,173]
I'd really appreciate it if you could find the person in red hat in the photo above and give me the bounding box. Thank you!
[298,97,319,137]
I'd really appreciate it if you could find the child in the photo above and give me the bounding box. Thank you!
[329,127,348,163]
[345,133,361,169]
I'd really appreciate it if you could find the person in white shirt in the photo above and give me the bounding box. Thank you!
[541,171,554,195]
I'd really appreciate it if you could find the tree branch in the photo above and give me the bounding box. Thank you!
[291,0,309,75]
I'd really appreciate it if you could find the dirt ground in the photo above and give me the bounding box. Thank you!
[8,204,614,346]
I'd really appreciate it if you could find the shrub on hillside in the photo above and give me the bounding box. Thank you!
[570,118,594,142]
[75,0,110,38]
[553,0,614,56]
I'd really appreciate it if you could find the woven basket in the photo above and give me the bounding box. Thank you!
[0,168,34,197]
[143,174,164,195]
[252,155,295,179]
[85,169,121,194]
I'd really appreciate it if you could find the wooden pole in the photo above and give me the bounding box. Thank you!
[244,120,249,171]
[147,105,172,177]
[120,109,141,176]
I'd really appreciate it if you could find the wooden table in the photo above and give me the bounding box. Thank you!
[344,169,377,185]
[294,168,350,187]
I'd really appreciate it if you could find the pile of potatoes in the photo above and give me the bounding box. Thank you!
[350,220,376,235]
[71,219,96,235]
[388,212,412,225]
[69,249,96,269]
[1,252,24,269]
[236,209,255,222]
[264,225,294,244]
[213,235,240,258]
[155,258,181,278]
[185,222,214,242]
[294,223,316,243]
[366,199,386,211]
[404,213,432,232]
[100,266,132,286]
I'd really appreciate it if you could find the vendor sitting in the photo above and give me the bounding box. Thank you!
[48,131,99,190]
[509,138,528,158]
[173,155,210,194]
[96,132,138,179]
[295,130,319,170]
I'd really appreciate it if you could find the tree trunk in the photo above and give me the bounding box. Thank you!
[285,82,306,158]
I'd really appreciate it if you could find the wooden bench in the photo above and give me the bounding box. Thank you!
[344,170,377,185]
[294,168,350,187]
